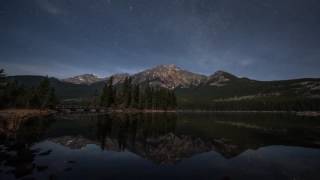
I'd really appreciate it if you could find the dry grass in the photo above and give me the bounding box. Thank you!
[0,109,55,120]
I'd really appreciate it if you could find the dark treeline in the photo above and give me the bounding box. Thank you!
[100,77,177,110]
[0,69,58,109]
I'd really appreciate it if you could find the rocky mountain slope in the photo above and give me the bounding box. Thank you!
[63,64,207,89]
[131,64,207,89]
[61,64,250,89]
[63,74,102,85]
[205,70,241,87]
[110,73,130,85]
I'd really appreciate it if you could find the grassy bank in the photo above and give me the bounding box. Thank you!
[0,109,56,120]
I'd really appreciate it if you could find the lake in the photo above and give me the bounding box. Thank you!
[1,112,320,180]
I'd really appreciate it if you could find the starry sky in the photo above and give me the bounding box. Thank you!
[1,0,320,80]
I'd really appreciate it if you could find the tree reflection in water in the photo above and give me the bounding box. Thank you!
[1,112,320,179]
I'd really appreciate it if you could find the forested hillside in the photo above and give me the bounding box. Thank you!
[176,78,320,111]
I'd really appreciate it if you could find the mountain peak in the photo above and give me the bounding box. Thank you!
[81,74,99,78]
[211,70,236,78]
[63,74,101,85]
[152,64,181,71]
[206,70,237,87]
[132,64,206,89]
[62,66,239,88]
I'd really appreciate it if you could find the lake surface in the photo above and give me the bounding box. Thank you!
[1,112,320,180]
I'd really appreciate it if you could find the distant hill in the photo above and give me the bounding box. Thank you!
[8,64,320,110]
[62,74,102,85]
[176,72,320,110]
[8,75,104,99]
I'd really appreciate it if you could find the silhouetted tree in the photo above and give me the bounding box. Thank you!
[30,87,41,108]
[123,77,132,108]
[131,84,140,109]
[38,78,51,109]
[25,78,57,109]
[100,77,114,107]
[144,84,153,109]
[0,69,6,89]
[48,88,58,108]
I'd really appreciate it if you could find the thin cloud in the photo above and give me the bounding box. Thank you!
[239,59,254,67]
[36,0,63,15]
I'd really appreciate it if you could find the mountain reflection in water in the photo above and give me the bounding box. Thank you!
[1,112,320,180]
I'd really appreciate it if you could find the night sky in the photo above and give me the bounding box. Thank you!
[1,0,320,80]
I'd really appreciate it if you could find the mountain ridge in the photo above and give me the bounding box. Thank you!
[7,64,320,111]
[62,64,234,88]
[63,74,102,85]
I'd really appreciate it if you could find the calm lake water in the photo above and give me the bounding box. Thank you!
[1,112,320,180]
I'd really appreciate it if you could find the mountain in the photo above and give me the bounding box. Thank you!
[64,64,207,89]
[176,75,320,110]
[7,64,320,110]
[110,73,130,85]
[131,64,207,89]
[63,74,102,85]
[8,75,103,99]
[205,70,241,87]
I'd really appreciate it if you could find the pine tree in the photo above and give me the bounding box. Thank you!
[131,84,140,109]
[101,84,108,107]
[48,88,58,108]
[15,85,28,107]
[4,81,19,107]
[0,69,6,108]
[100,77,114,107]
[145,85,153,109]
[170,90,177,109]
[30,87,41,108]
[138,89,144,109]
[123,77,132,108]
[38,78,51,109]
[91,89,99,106]
[0,69,6,89]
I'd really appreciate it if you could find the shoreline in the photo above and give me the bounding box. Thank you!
[177,110,320,117]
[1,109,319,119]
[60,108,320,116]
[58,109,320,117]
[0,109,56,121]
[110,109,177,113]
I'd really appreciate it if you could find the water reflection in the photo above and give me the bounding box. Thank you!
[1,113,320,179]
[0,116,54,178]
